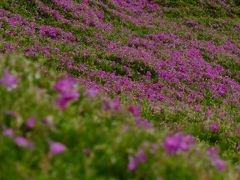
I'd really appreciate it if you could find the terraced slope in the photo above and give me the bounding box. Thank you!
[0,0,240,179]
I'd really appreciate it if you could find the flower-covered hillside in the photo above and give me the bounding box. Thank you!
[0,0,240,179]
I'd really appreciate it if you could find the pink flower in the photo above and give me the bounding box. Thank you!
[209,122,220,133]
[207,109,213,117]
[103,101,111,111]
[206,147,226,171]
[25,116,36,128]
[3,128,15,137]
[135,118,152,129]
[128,148,146,171]
[128,156,137,171]
[0,69,18,91]
[206,147,219,159]
[128,105,141,117]
[102,97,120,111]
[15,136,29,147]
[112,97,120,111]
[213,158,225,171]
[54,77,79,110]
[14,136,34,149]
[49,142,66,155]
[85,88,98,97]
[163,133,195,155]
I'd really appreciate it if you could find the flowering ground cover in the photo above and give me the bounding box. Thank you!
[0,0,240,179]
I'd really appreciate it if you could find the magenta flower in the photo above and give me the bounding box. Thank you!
[3,128,15,137]
[135,118,152,129]
[14,136,34,149]
[25,116,36,128]
[15,136,28,147]
[209,122,220,133]
[135,149,147,163]
[112,97,120,111]
[206,147,226,171]
[163,134,181,155]
[163,133,195,155]
[85,88,98,97]
[128,148,147,171]
[213,158,225,171]
[103,101,111,111]
[39,26,62,38]
[128,105,141,117]
[55,98,71,110]
[207,109,213,117]
[128,156,137,171]
[49,142,66,155]
[102,97,120,111]
[0,69,18,91]
[206,147,219,159]
[54,77,79,110]
[54,77,79,97]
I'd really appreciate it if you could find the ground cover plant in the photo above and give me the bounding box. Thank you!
[0,0,240,179]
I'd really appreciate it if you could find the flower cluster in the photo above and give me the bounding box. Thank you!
[0,69,18,91]
[128,148,147,171]
[163,133,195,155]
[54,77,80,110]
[206,147,226,171]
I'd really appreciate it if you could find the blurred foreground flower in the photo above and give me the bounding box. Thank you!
[54,77,79,110]
[85,88,98,97]
[208,122,220,133]
[0,69,18,91]
[163,133,195,155]
[128,105,141,117]
[25,116,37,129]
[14,136,34,149]
[128,148,147,171]
[49,142,66,155]
[213,158,225,171]
[206,147,226,171]
[135,118,152,129]
[3,128,15,137]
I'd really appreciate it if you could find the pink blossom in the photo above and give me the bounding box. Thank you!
[54,77,79,110]
[128,105,141,117]
[0,69,18,91]
[163,133,195,155]
[206,147,219,159]
[213,158,225,171]
[49,142,66,155]
[3,128,15,137]
[85,88,98,97]
[14,136,33,149]
[128,156,137,171]
[112,97,120,111]
[25,116,36,128]
[209,122,220,133]
[135,118,152,129]
[128,148,147,171]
